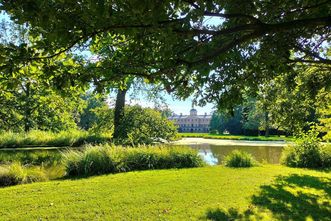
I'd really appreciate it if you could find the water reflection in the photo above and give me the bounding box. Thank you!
[188,144,284,165]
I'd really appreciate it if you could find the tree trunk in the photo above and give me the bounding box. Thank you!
[23,82,32,132]
[113,88,128,139]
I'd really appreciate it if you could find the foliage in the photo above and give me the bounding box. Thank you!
[114,105,178,145]
[88,103,114,133]
[318,92,331,141]
[0,165,329,220]
[210,108,244,135]
[1,1,330,114]
[0,21,87,132]
[253,67,331,135]
[210,102,279,137]
[0,70,85,132]
[78,92,109,131]
[224,150,256,168]
[0,162,47,187]
[281,128,331,168]
[217,65,331,137]
[62,145,204,177]
[0,130,112,148]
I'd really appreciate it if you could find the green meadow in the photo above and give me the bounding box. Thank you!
[0,165,329,220]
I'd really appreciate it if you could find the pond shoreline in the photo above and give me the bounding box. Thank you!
[173,137,287,147]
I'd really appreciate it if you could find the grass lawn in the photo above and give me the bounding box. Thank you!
[180,133,293,142]
[0,165,329,220]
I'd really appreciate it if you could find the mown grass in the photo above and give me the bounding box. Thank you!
[0,130,112,148]
[0,165,329,220]
[180,133,293,141]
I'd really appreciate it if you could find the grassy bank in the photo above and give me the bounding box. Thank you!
[0,165,329,220]
[63,145,204,177]
[0,130,112,148]
[0,145,204,187]
[180,133,293,141]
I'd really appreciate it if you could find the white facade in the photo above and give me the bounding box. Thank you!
[168,109,211,132]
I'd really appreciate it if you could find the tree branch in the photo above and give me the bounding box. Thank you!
[178,16,331,65]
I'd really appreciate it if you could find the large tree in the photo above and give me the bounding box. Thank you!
[1,0,330,111]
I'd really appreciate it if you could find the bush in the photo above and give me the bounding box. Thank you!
[115,106,178,145]
[321,144,331,168]
[224,150,256,167]
[62,145,204,177]
[281,129,331,168]
[0,163,47,187]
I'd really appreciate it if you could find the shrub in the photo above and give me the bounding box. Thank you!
[321,144,331,168]
[62,145,204,177]
[0,163,47,187]
[281,129,331,168]
[115,106,178,145]
[224,150,256,167]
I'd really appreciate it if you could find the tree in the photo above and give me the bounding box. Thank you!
[0,21,86,132]
[86,32,168,139]
[89,105,178,145]
[241,97,261,136]
[1,1,330,110]
[117,105,178,145]
[0,65,85,132]
[78,92,108,130]
[209,108,244,135]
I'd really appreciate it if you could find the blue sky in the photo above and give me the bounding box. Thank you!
[131,93,215,115]
[163,95,214,115]
[118,87,215,115]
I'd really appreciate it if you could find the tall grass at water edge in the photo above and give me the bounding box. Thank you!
[0,149,62,166]
[63,144,205,177]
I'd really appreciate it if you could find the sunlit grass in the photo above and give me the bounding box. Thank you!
[0,165,329,220]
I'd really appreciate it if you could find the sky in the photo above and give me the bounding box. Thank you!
[107,87,215,115]
[129,93,215,115]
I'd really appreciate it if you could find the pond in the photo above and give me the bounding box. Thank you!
[0,144,285,166]
[186,144,284,165]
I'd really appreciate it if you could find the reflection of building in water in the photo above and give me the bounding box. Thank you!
[168,108,212,132]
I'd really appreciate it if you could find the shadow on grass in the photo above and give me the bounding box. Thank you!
[204,174,331,220]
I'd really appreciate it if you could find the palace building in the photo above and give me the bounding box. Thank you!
[168,108,212,133]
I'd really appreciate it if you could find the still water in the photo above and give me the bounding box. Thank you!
[187,144,284,165]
